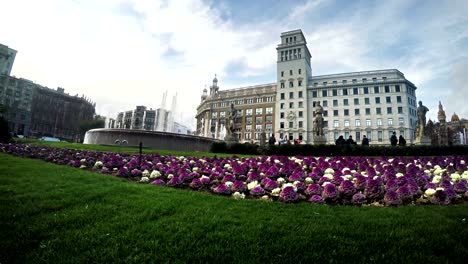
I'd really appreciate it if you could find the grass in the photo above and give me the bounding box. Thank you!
[1,154,468,263]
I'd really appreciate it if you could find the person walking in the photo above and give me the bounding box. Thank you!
[390,132,398,146]
[346,135,356,145]
[335,135,345,145]
[268,135,276,146]
[361,135,369,146]
[398,135,406,146]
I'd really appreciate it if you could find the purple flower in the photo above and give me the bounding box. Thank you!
[200,176,211,185]
[189,178,203,190]
[247,171,260,182]
[117,167,129,177]
[167,177,182,187]
[430,190,449,205]
[384,190,402,206]
[213,184,231,195]
[454,181,467,194]
[100,167,110,174]
[385,179,399,191]
[305,183,322,196]
[231,180,247,193]
[131,169,142,177]
[364,179,383,200]
[150,179,165,185]
[331,176,344,185]
[424,182,437,190]
[352,193,366,206]
[264,179,279,191]
[308,195,324,204]
[322,183,338,202]
[439,179,452,189]
[339,180,356,198]
[222,174,236,183]
[396,186,412,202]
[288,172,303,182]
[279,186,298,203]
[445,188,457,201]
[250,186,266,196]
[354,175,367,190]
[294,181,306,192]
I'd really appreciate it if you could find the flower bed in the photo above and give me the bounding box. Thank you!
[2,143,468,206]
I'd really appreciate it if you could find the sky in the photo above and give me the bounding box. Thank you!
[1,0,467,129]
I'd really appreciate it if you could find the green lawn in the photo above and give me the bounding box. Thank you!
[1,154,467,263]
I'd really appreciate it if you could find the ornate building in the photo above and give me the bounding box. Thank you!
[425,102,468,145]
[196,29,418,145]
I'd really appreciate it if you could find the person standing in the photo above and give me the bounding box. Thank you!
[268,135,276,146]
[361,135,369,146]
[390,132,398,146]
[335,135,345,145]
[398,135,406,146]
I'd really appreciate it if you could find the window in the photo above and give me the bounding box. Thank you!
[398,107,403,114]
[298,101,303,108]
[256,108,263,115]
[333,99,338,106]
[342,88,348,95]
[298,121,303,128]
[399,117,404,125]
[355,109,360,115]
[312,91,317,98]
[246,109,253,115]
[376,108,382,114]
[395,85,401,92]
[354,98,359,105]
[343,99,349,106]
[256,117,263,123]
[298,91,303,98]
[375,97,381,104]
[333,110,339,116]
[323,81,327,85]
[289,81,294,88]
[289,92,294,99]
[353,88,359,95]
[334,120,339,127]
[367,131,372,141]
[322,100,328,107]
[385,85,390,93]
[366,119,371,126]
[333,89,338,96]
[344,109,349,116]
[280,83,285,88]
[280,103,285,109]
[355,119,361,127]
[298,111,303,118]
[266,115,273,122]
[356,131,361,141]
[333,81,337,84]
[363,87,369,94]
[322,90,328,97]
[256,124,262,130]
[334,132,339,140]
[364,98,370,105]
[266,107,273,114]
[365,108,371,115]
[266,124,272,130]
[387,107,392,114]
[246,117,252,123]
[290,70,293,76]
[323,110,328,117]
[378,131,383,142]
[386,96,391,103]
[298,69,302,74]
[397,96,402,103]
[388,118,393,126]
[289,122,293,128]
[344,120,350,127]
[298,80,302,87]
[281,71,284,77]
[280,122,284,128]
[245,125,252,131]
[345,131,350,138]
[289,102,294,108]
[377,118,382,126]
[374,86,379,93]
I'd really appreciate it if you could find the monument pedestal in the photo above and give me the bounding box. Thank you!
[224,135,239,145]
[414,136,431,145]
[313,135,327,145]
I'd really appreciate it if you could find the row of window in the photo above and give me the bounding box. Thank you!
[280,79,303,88]
[211,107,274,118]
[244,124,273,131]
[279,101,304,109]
[314,76,389,86]
[312,85,401,97]
[325,106,405,116]
[279,121,304,129]
[280,68,302,77]
[313,96,403,107]
[280,48,302,61]
[333,118,405,128]
[212,96,274,108]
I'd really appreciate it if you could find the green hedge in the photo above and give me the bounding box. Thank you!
[211,142,468,156]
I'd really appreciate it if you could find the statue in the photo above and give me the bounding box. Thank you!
[313,101,324,136]
[226,103,238,136]
[416,101,429,137]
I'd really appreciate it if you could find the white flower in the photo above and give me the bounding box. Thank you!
[321,182,331,187]
[324,168,334,174]
[341,167,351,173]
[247,181,259,190]
[80,159,86,164]
[224,164,231,169]
[94,161,103,168]
[192,167,199,172]
[150,170,161,178]
[305,177,313,184]
[373,176,379,180]
[432,175,442,183]
[190,160,195,164]
[232,192,245,200]
[462,173,468,180]
[343,174,353,180]
[225,181,233,188]
[282,183,297,192]
[461,160,465,165]
[424,188,436,196]
[260,172,265,177]
[140,177,149,183]
[157,162,162,166]
[277,177,286,185]
[142,170,150,177]
[271,188,281,196]
[424,170,431,175]
[388,158,394,163]
[450,173,461,182]
[396,173,404,178]
[274,159,281,164]
[113,168,118,171]
[436,187,445,191]
[323,173,333,180]
[79,165,87,169]
[167,174,174,179]
[201,175,210,181]
[260,195,270,201]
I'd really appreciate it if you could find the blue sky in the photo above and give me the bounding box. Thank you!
[1,0,467,129]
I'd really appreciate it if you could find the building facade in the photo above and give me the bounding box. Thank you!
[196,76,276,142]
[0,44,16,76]
[196,29,418,145]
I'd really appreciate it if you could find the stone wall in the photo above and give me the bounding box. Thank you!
[84,128,220,152]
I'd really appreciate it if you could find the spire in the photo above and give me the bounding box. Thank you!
[437,101,446,124]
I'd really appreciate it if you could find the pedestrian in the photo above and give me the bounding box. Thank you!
[346,135,355,145]
[398,135,406,146]
[268,135,276,146]
[335,135,345,145]
[362,135,369,146]
[390,132,398,146]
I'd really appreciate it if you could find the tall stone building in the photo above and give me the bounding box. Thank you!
[196,29,418,145]
[0,44,16,75]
